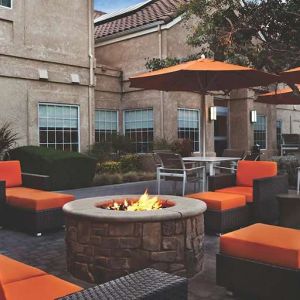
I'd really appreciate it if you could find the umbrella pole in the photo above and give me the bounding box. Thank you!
[201,93,206,157]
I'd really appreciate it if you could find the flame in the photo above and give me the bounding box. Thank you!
[106,191,163,211]
[127,190,162,211]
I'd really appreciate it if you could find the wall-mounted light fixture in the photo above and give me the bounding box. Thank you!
[250,110,257,123]
[209,106,217,121]
[38,69,49,81]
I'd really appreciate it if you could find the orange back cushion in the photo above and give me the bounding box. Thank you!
[236,161,277,187]
[0,161,22,188]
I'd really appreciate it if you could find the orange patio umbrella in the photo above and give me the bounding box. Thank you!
[130,58,278,156]
[281,67,300,84]
[256,85,300,105]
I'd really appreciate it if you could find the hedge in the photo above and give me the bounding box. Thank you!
[10,146,97,190]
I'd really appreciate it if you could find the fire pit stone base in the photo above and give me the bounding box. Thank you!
[64,195,206,283]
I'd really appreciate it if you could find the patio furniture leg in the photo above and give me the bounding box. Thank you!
[202,168,206,191]
[157,168,161,195]
[297,168,300,195]
[182,173,187,196]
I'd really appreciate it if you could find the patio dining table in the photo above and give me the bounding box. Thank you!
[183,157,240,191]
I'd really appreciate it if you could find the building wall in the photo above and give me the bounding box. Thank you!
[0,0,94,151]
[95,19,215,155]
[95,17,300,157]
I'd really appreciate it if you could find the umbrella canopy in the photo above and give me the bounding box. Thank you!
[129,58,279,156]
[130,58,278,92]
[256,85,300,105]
[281,67,300,84]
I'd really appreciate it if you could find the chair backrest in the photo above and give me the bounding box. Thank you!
[155,152,184,170]
[282,134,300,145]
[236,161,277,187]
[0,161,22,188]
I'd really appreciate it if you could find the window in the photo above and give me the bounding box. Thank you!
[39,104,79,152]
[178,108,200,152]
[124,109,153,153]
[95,110,118,143]
[0,0,12,8]
[276,120,282,148]
[254,115,267,149]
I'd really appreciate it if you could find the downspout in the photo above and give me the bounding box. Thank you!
[158,24,165,139]
[88,0,94,149]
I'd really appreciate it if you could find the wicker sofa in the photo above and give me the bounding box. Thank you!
[208,161,288,224]
[0,255,82,300]
[0,255,187,300]
[0,161,75,235]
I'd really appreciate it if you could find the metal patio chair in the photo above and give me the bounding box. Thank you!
[155,152,205,196]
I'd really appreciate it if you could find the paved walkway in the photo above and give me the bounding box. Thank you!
[0,180,236,300]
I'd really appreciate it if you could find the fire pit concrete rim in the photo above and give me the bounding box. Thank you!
[63,195,207,223]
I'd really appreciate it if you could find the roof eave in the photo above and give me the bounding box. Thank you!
[95,20,165,44]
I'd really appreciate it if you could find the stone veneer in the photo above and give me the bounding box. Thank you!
[64,195,206,283]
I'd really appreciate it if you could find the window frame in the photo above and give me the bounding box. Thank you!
[177,108,201,153]
[38,102,81,152]
[95,109,119,143]
[254,114,267,150]
[123,108,154,153]
[0,0,12,9]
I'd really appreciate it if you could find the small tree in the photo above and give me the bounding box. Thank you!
[181,0,300,74]
[0,122,18,160]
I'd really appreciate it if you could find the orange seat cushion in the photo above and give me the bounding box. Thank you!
[6,187,75,211]
[236,161,277,187]
[187,192,246,211]
[0,255,45,285]
[0,161,22,188]
[0,255,46,300]
[3,274,82,300]
[220,223,300,269]
[216,186,253,203]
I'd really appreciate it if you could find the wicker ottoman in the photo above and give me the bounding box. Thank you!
[217,224,300,300]
[57,268,188,300]
[187,192,248,234]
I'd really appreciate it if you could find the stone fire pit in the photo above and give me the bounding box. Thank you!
[63,195,207,283]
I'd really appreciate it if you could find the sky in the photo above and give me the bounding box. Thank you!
[94,0,145,13]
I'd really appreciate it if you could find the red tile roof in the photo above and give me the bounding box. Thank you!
[94,0,188,40]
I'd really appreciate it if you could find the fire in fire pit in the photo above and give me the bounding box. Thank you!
[99,191,173,211]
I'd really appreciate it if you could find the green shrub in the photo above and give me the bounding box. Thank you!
[172,139,193,157]
[97,161,121,174]
[0,122,18,160]
[10,146,96,190]
[122,171,139,182]
[86,142,113,163]
[153,138,173,151]
[119,154,142,173]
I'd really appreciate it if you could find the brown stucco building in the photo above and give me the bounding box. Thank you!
[0,0,94,152]
[1,0,299,157]
[94,0,300,158]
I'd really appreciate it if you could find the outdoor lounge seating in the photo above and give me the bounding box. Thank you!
[281,134,300,156]
[156,152,205,195]
[217,223,300,299]
[0,255,187,300]
[208,160,288,224]
[187,192,248,234]
[0,161,75,235]
[0,254,82,300]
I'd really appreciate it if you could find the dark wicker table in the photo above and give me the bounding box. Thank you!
[57,268,188,300]
[277,193,300,229]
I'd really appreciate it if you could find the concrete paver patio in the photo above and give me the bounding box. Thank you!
[0,180,237,300]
